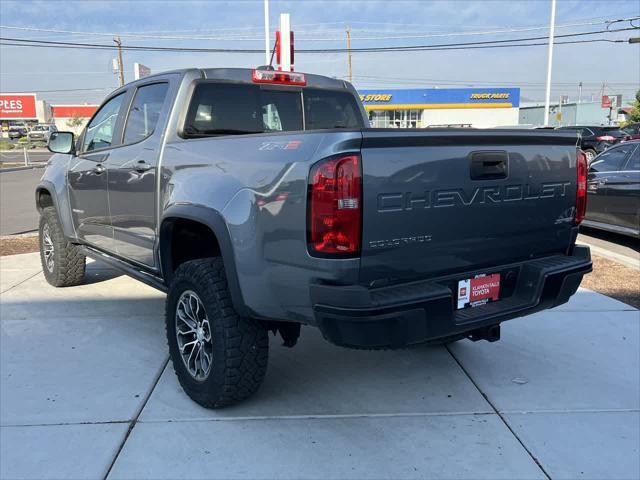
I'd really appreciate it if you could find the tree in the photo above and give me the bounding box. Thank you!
[66,114,85,131]
[624,89,640,125]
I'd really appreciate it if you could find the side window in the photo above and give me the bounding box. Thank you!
[303,88,362,130]
[590,145,633,172]
[123,83,169,144]
[83,93,125,152]
[624,146,640,171]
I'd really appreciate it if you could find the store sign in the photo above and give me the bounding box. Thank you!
[0,94,37,119]
[134,63,151,80]
[358,88,520,109]
[470,93,510,100]
[601,95,612,108]
[359,94,393,102]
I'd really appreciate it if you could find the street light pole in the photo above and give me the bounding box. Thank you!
[543,0,556,126]
[346,26,353,83]
[263,0,270,65]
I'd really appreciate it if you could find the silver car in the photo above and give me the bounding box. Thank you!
[27,124,57,143]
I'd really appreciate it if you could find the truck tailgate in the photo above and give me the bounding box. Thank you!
[359,129,579,286]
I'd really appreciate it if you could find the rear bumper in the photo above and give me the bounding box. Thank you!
[311,246,592,349]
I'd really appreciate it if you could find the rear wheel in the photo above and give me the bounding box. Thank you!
[39,206,86,287]
[166,258,269,408]
[584,149,597,162]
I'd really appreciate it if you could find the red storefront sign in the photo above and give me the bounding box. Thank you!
[0,94,37,119]
[601,95,612,108]
[51,105,98,118]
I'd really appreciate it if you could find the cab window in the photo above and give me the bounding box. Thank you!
[123,83,169,144]
[83,93,125,152]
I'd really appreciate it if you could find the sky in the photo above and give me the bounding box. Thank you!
[0,0,638,105]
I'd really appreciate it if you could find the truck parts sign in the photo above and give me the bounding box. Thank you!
[0,94,37,119]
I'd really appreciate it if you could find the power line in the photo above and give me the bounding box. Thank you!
[0,26,636,54]
[1,17,637,42]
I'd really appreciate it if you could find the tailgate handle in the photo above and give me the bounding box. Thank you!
[470,151,508,180]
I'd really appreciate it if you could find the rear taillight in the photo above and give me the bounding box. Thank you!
[596,135,616,142]
[575,149,588,225]
[308,154,362,256]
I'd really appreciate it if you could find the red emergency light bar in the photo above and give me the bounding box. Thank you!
[252,69,306,86]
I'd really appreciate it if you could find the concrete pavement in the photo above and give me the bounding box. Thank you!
[0,252,639,479]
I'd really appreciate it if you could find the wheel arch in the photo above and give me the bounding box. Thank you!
[159,204,250,317]
[35,183,57,213]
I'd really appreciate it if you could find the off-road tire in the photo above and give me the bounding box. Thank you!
[166,258,269,408]
[39,206,86,287]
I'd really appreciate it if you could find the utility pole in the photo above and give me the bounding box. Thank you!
[543,0,556,126]
[346,26,353,84]
[263,0,270,65]
[114,36,124,87]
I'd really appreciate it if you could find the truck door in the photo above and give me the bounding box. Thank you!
[68,91,128,251]
[605,145,640,231]
[105,81,171,268]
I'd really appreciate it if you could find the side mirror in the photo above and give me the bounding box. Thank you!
[48,131,75,155]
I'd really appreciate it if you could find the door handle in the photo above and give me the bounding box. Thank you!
[134,160,152,172]
[93,164,105,175]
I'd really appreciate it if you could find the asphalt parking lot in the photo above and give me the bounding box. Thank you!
[1,252,638,479]
[0,168,46,235]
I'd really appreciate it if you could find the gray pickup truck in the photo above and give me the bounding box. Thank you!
[38,67,592,408]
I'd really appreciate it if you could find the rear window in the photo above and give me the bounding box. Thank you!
[601,127,626,137]
[303,88,362,129]
[183,83,362,137]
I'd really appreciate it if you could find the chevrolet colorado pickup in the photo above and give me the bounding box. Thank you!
[38,68,592,408]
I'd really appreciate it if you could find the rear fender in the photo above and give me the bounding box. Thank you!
[159,204,250,317]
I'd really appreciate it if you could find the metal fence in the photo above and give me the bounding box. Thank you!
[0,144,50,168]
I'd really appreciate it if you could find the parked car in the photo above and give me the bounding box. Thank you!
[621,123,640,142]
[8,125,27,139]
[27,124,58,143]
[37,68,592,408]
[557,125,627,161]
[583,140,640,238]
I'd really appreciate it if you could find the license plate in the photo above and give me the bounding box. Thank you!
[457,273,500,309]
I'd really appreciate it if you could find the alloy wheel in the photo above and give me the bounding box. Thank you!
[175,290,213,381]
[42,224,55,272]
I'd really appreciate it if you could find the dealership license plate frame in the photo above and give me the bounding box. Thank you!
[456,273,501,309]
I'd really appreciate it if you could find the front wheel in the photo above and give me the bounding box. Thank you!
[166,258,269,408]
[39,206,86,287]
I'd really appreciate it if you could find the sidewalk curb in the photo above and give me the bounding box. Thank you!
[0,165,46,173]
[582,242,640,270]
